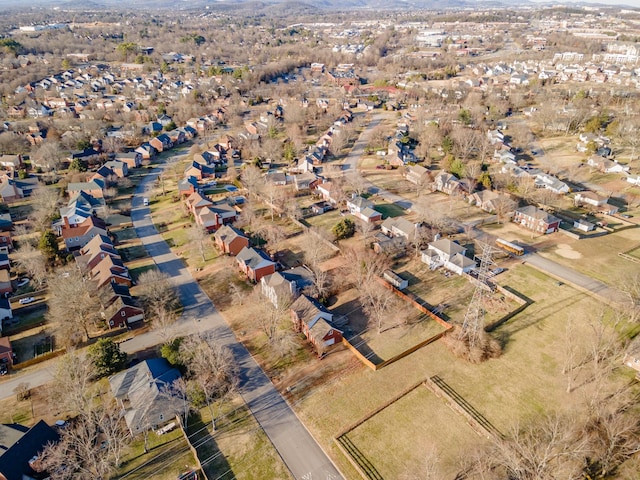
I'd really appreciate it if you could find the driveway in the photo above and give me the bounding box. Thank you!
[131,158,343,480]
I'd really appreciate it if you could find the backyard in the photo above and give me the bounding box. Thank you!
[294,263,631,479]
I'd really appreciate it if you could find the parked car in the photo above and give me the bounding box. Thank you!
[19,297,35,305]
[491,267,506,276]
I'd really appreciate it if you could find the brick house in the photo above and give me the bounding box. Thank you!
[513,205,561,234]
[213,225,249,256]
[103,296,144,329]
[236,247,276,282]
[290,295,342,356]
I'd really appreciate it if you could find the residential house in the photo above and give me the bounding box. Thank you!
[372,232,406,256]
[433,171,462,195]
[109,358,182,435]
[265,171,287,186]
[54,191,104,234]
[98,281,132,310]
[0,335,14,366]
[534,172,570,194]
[405,164,431,186]
[75,234,120,273]
[261,266,315,308]
[293,172,320,191]
[0,178,24,202]
[587,155,630,174]
[346,196,382,223]
[0,253,9,271]
[626,175,640,186]
[0,420,60,480]
[102,296,144,329]
[185,192,213,216]
[135,143,156,160]
[104,160,128,178]
[236,247,276,282]
[469,190,514,214]
[195,202,238,233]
[183,161,215,181]
[149,133,173,152]
[90,255,132,289]
[421,238,475,275]
[68,148,100,165]
[67,179,105,199]
[380,217,417,240]
[289,295,342,356]
[114,151,142,169]
[213,225,249,256]
[0,297,12,323]
[574,191,618,214]
[91,165,116,185]
[166,129,186,146]
[0,214,13,252]
[61,215,108,251]
[178,176,200,197]
[0,269,11,294]
[513,205,561,234]
[0,155,22,170]
[315,181,343,205]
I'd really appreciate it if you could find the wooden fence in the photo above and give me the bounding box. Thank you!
[177,415,208,480]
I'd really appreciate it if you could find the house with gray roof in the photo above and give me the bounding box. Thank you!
[109,358,181,435]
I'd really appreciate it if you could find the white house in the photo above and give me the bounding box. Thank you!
[421,239,475,275]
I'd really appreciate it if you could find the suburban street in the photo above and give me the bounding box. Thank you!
[130,157,343,480]
[0,151,343,480]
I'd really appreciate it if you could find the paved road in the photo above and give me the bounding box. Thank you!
[131,159,343,480]
[524,253,627,304]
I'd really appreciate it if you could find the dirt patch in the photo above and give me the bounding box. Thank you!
[555,243,582,259]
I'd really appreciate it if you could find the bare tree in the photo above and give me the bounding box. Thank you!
[47,269,99,345]
[240,164,265,199]
[31,140,64,171]
[137,269,178,315]
[13,243,47,288]
[492,196,517,224]
[188,224,208,262]
[48,352,97,418]
[29,187,60,233]
[341,246,390,291]
[179,333,239,431]
[488,413,587,480]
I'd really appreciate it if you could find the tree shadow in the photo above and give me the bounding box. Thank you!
[186,411,234,480]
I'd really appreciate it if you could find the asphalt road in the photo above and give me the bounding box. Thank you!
[131,159,343,480]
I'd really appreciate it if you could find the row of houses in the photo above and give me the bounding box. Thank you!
[75,234,144,329]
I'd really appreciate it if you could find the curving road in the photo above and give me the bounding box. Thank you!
[131,157,343,480]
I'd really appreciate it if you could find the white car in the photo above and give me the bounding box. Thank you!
[19,297,35,305]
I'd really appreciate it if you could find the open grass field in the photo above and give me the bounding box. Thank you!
[536,226,640,285]
[295,263,629,479]
[345,385,489,478]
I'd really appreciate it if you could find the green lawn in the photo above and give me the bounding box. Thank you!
[373,202,406,218]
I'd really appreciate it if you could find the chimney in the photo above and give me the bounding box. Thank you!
[64,216,70,228]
